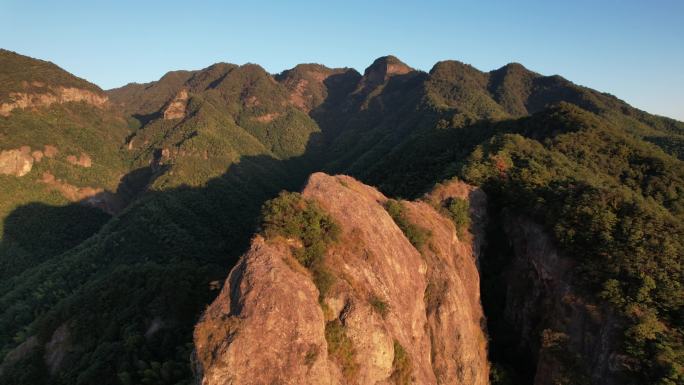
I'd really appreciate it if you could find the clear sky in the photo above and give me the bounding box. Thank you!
[1,0,682,120]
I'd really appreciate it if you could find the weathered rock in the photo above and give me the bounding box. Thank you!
[0,146,34,176]
[278,64,343,112]
[31,150,44,162]
[194,237,341,385]
[0,87,108,116]
[43,144,58,158]
[162,89,188,119]
[361,56,413,91]
[194,173,489,385]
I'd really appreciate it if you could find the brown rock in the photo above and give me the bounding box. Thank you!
[194,173,489,385]
[43,144,58,158]
[162,89,189,120]
[362,56,413,90]
[0,147,34,176]
[32,150,44,162]
[0,87,108,117]
[194,237,340,385]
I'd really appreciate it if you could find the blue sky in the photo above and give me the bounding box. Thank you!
[1,0,682,120]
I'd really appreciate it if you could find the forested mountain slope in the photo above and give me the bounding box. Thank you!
[0,49,681,385]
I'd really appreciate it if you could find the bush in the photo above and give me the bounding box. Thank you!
[390,340,412,385]
[384,199,431,249]
[444,197,470,236]
[261,191,339,268]
[261,191,340,303]
[370,295,390,318]
[325,320,358,379]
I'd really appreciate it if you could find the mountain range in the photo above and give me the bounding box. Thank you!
[0,48,682,385]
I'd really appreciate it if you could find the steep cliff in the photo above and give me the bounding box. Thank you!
[193,173,489,385]
[498,215,626,385]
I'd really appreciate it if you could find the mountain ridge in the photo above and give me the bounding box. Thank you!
[0,48,682,385]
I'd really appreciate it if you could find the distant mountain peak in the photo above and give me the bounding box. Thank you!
[363,55,412,84]
[501,62,528,71]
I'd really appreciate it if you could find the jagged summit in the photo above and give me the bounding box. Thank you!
[194,173,489,385]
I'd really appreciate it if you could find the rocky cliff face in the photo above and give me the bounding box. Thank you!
[162,88,189,119]
[193,173,489,385]
[0,86,108,116]
[501,215,626,385]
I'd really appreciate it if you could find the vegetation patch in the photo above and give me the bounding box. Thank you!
[442,197,470,237]
[304,345,319,367]
[539,329,589,385]
[460,105,684,384]
[390,339,412,385]
[325,320,358,380]
[261,191,340,302]
[369,295,390,318]
[384,199,431,249]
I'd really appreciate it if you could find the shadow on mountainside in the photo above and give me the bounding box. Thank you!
[0,163,171,281]
[0,66,494,384]
[0,80,568,384]
[0,125,329,384]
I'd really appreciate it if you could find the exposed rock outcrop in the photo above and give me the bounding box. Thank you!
[360,56,413,91]
[0,146,34,176]
[277,64,355,112]
[194,173,489,385]
[43,144,58,158]
[31,150,44,162]
[162,89,189,119]
[0,87,108,116]
[39,172,103,202]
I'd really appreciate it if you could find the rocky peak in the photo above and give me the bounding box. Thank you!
[364,56,412,78]
[276,64,358,112]
[361,55,413,88]
[193,173,489,385]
